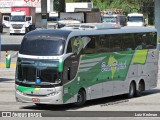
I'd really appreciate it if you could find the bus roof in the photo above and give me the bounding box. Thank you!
[27,26,156,42]
[25,29,72,41]
[67,26,157,39]
[61,23,121,30]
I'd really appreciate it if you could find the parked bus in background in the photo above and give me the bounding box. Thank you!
[102,14,126,26]
[13,23,158,107]
[127,13,147,26]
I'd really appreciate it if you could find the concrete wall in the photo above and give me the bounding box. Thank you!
[155,0,160,37]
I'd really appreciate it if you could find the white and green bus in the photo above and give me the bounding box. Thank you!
[15,24,158,106]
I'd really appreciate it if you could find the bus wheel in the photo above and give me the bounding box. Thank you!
[135,80,145,97]
[127,82,136,98]
[74,89,86,107]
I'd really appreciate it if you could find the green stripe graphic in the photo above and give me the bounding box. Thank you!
[133,50,148,64]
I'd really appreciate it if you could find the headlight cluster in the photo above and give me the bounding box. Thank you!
[47,90,61,97]
[16,90,24,95]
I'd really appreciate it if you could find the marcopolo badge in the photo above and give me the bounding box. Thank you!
[36,77,41,84]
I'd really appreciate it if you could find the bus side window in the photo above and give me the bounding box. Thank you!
[97,35,110,53]
[83,36,96,54]
[135,33,148,50]
[145,32,157,49]
[67,40,72,53]
[67,37,83,54]
[122,33,135,51]
[109,34,122,52]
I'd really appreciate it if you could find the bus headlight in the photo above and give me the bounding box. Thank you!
[47,90,61,97]
[16,90,24,95]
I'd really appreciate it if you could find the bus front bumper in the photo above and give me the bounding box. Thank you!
[15,90,63,105]
[10,28,26,34]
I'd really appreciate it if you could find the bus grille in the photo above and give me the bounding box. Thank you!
[26,94,47,97]
[12,24,23,29]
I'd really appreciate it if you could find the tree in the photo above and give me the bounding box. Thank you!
[54,0,65,12]
[56,0,154,25]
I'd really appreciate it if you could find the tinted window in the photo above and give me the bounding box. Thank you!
[66,40,72,53]
[11,15,25,22]
[109,34,122,52]
[144,32,157,49]
[128,16,143,22]
[135,33,157,50]
[19,30,71,56]
[97,35,110,52]
[83,36,96,54]
[102,17,117,23]
[20,37,65,56]
[77,32,157,54]
[4,17,9,21]
[121,33,135,51]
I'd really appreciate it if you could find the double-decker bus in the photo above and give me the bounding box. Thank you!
[14,24,158,106]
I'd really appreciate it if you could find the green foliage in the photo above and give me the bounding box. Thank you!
[54,0,65,12]
[65,0,154,25]
[66,0,153,13]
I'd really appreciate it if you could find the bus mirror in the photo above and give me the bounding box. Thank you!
[6,54,11,68]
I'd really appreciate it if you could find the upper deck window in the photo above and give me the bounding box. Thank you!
[20,37,65,56]
[19,30,71,56]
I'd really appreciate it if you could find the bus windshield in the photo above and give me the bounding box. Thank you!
[19,36,66,56]
[128,16,143,22]
[102,17,116,23]
[16,58,61,86]
[11,15,25,22]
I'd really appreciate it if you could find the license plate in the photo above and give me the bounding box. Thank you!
[32,98,40,102]
[14,30,20,33]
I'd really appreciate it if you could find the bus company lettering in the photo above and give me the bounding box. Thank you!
[101,61,127,71]
[101,56,127,78]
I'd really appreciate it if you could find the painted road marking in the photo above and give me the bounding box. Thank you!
[0,63,16,67]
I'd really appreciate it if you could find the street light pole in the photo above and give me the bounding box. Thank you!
[41,0,47,28]
[155,0,160,37]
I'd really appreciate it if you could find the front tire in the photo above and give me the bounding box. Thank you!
[74,89,86,107]
[127,82,136,98]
